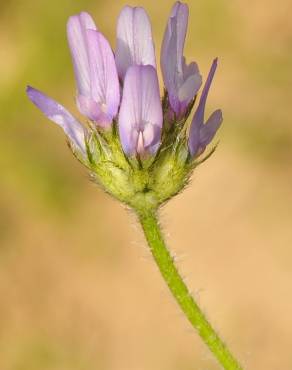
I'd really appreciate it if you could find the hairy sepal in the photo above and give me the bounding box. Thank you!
[83,123,196,212]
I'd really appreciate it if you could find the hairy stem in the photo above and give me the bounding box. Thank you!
[138,209,243,370]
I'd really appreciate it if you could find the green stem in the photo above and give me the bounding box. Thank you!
[138,209,243,370]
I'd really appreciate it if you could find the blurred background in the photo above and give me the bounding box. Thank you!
[1,0,292,369]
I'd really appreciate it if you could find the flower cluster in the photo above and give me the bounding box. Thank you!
[27,1,222,212]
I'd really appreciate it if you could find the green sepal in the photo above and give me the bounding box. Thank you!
[76,120,217,213]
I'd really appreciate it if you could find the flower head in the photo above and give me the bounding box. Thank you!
[26,2,222,211]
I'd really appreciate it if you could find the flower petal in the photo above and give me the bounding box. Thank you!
[178,74,202,102]
[161,2,201,116]
[161,3,188,98]
[168,2,188,73]
[188,118,201,157]
[76,94,106,123]
[67,12,97,97]
[118,65,162,155]
[115,6,156,80]
[200,109,223,147]
[86,29,120,125]
[191,58,218,128]
[180,59,202,100]
[143,123,161,154]
[26,86,86,155]
[188,58,220,157]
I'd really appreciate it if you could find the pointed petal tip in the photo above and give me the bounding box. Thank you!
[172,1,188,12]
[211,58,218,71]
[217,109,223,121]
[26,85,41,103]
[213,57,219,68]
[26,85,37,104]
[197,58,220,111]
[26,84,34,92]
[26,85,32,95]
[26,86,86,155]
[169,1,189,24]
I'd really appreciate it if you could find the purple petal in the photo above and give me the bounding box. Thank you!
[166,2,189,74]
[76,94,107,123]
[26,86,86,155]
[178,59,202,101]
[161,2,202,116]
[115,6,156,80]
[200,109,223,147]
[118,65,162,156]
[188,59,220,157]
[178,73,202,102]
[67,12,97,97]
[191,58,218,128]
[86,30,120,126]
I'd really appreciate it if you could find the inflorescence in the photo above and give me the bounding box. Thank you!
[27,1,222,213]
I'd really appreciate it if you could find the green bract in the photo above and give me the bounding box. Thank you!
[77,120,215,214]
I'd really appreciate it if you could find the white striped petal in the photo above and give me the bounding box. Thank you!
[115,6,156,80]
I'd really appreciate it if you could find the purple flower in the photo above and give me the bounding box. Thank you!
[27,3,221,164]
[161,1,202,118]
[27,11,121,158]
[26,86,86,155]
[188,59,223,157]
[67,13,120,126]
[115,6,156,80]
[118,65,162,156]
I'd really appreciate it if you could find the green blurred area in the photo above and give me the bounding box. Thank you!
[1,0,292,369]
